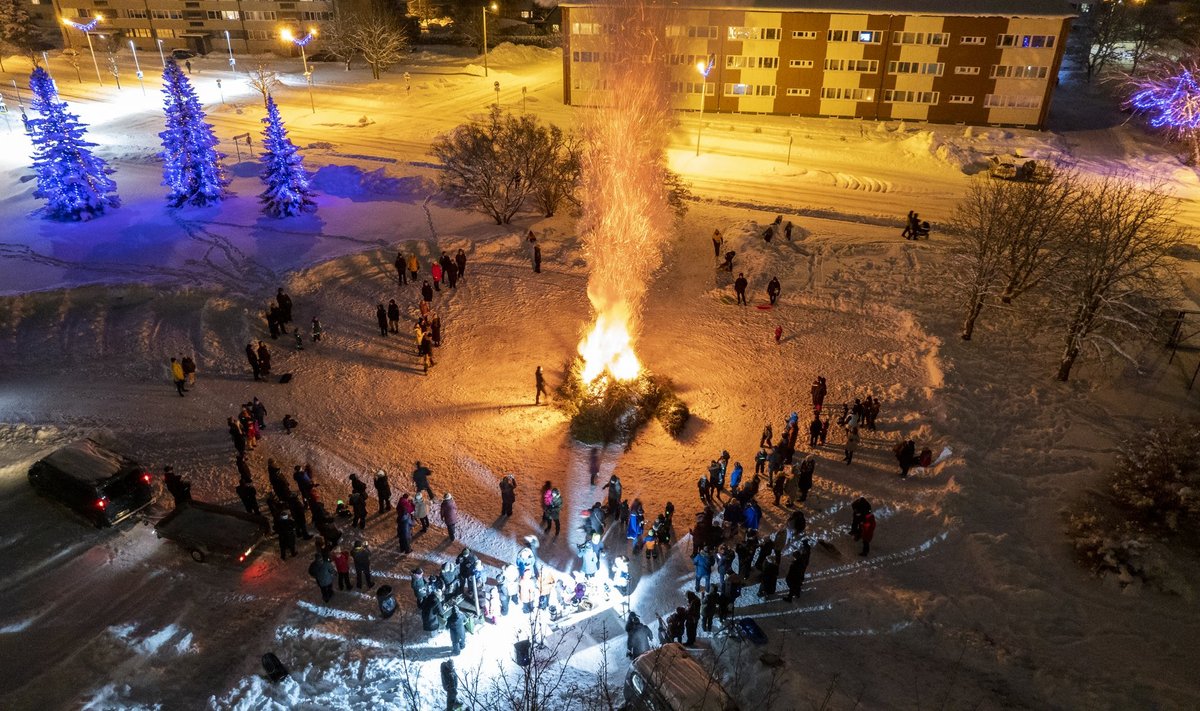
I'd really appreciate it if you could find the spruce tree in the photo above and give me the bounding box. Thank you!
[27,67,120,221]
[0,0,34,67]
[258,95,317,217]
[160,59,229,207]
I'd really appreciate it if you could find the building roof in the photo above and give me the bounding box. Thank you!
[558,0,1077,18]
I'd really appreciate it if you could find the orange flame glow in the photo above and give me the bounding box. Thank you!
[578,305,640,383]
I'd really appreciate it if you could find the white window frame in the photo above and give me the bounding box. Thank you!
[820,87,875,101]
[888,61,944,76]
[789,59,814,68]
[791,30,817,40]
[726,55,780,69]
[960,35,986,45]
[572,22,601,35]
[990,65,1049,80]
[947,95,974,104]
[723,83,777,97]
[884,90,940,105]
[786,87,811,96]
[954,66,980,75]
[827,29,881,44]
[983,94,1042,109]
[824,58,879,73]
[997,34,1055,49]
[892,31,949,46]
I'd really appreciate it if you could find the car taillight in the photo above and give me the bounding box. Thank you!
[141,472,152,484]
[95,497,108,510]
[239,547,253,563]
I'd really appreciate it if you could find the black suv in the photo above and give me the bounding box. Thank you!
[28,439,155,527]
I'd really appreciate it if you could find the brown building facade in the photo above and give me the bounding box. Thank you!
[561,0,1074,128]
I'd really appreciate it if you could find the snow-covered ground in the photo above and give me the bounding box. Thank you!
[1,45,1199,710]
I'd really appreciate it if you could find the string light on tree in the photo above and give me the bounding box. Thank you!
[159,60,230,207]
[1126,57,1200,165]
[61,15,105,85]
[26,67,120,220]
[258,94,317,217]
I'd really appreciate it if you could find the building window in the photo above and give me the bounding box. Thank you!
[126,27,153,37]
[669,81,714,95]
[892,31,949,46]
[726,55,780,69]
[990,65,1049,80]
[667,25,718,39]
[151,10,183,19]
[723,83,777,97]
[997,34,1055,49]
[246,30,270,40]
[786,87,811,96]
[157,29,177,38]
[888,61,944,76]
[571,22,601,35]
[727,27,781,41]
[301,11,330,20]
[243,11,277,20]
[984,94,1042,109]
[572,78,610,91]
[948,95,974,104]
[820,87,875,101]
[791,30,817,39]
[954,66,980,75]
[960,35,986,45]
[667,53,708,66]
[789,59,814,68]
[123,8,148,18]
[572,51,602,62]
[828,29,881,44]
[824,58,878,73]
[884,90,940,104]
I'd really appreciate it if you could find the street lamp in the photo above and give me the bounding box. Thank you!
[224,30,236,70]
[129,40,146,96]
[694,54,714,157]
[62,15,105,86]
[281,27,317,113]
[482,2,498,78]
[156,38,166,68]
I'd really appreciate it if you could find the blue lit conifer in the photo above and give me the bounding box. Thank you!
[159,59,229,207]
[27,67,120,221]
[259,95,316,217]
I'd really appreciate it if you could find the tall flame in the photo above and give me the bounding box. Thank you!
[578,304,640,383]
[575,0,675,384]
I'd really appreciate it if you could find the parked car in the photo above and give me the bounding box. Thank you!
[171,48,197,60]
[625,643,739,711]
[155,500,271,564]
[27,439,155,527]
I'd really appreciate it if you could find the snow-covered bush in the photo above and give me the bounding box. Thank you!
[1068,421,1200,594]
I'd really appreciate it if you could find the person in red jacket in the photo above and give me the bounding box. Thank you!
[859,511,876,556]
[333,549,352,590]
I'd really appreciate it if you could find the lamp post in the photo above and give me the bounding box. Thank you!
[694,54,714,157]
[224,30,236,70]
[156,38,166,68]
[522,85,527,113]
[281,27,317,113]
[482,2,497,78]
[129,40,146,95]
[62,15,105,86]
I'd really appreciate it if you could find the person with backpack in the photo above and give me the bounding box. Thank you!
[308,553,335,603]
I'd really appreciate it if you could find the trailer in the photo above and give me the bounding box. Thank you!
[155,500,272,564]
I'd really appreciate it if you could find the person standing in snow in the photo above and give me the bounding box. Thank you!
[397,506,414,555]
[844,427,859,465]
[256,342,271,378]
[245,343,261,381]
[796,455,815,502]
[895,438,917,479]
[169,357,187,396]
[758,550,779,598]
[440,492,458,541]
[859,509,876,556]
[760,423,773,448]
[412,461,434,499]
[447,605,466,656]
[375,304,389,337]
[535,366,548,405]
[332,548,352,590]
[275,511,297,560]
[711,229,723,259]
[311,317,323,343]
[446,259,459,289]
[181,355,197,387]
[455,249,467,281]
[276,288,293,332]
[700,584,720,633]
[499,474,517,517]
[228,417,246,455]
[544,487,562,535]
[421,280,434,304]
[767,276,781,305]
[692,547,714,592]
[387,299,401,334]
[413,490,430,533]
[407,254,419,283]
[783,539,812,602]
[811,375,827,414]
[602,474,622,521]
[236,475,260,514]
[352,540,373,589]
[309,553,335,603]
[395,252,407,285]
[349,490,368,530]
[754,447,768,477]
[733,273,748,306]
[431,261,442,290]
[373,470,392,513]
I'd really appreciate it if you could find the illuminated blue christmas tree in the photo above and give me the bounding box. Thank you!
[159,60,229,207]
[259,95,316,217]
[27,67,120,221]
[1127,56,1200,165]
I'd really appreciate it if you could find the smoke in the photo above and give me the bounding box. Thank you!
[576,0,677,381]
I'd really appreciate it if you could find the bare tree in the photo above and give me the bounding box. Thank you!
[246,65,281,106]
[356,10,410,80]
[1126,2,1176,76]
[996,169,1081,304]
[431,106,564,224]
[1074,1,1132,83]
[1126,53,1200,165]
[531,126,581,217]
[946,179,1016,341]
[319,11,360,71]
[1053,177,1183,382]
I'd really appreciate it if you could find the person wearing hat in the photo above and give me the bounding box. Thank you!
[373,469,392,513]
[440,492,458,541]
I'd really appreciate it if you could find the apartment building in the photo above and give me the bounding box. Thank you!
[561,0,1076,128]
[49,0,339,55]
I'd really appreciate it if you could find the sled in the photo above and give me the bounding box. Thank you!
[755,304,773,310]
[261,652,289,682]
[278,373,293,384]
[734,617,768,645]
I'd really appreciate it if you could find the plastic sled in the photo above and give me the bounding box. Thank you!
[734,617,768,646]
[261,652,289,682]
[755,305,773,310]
